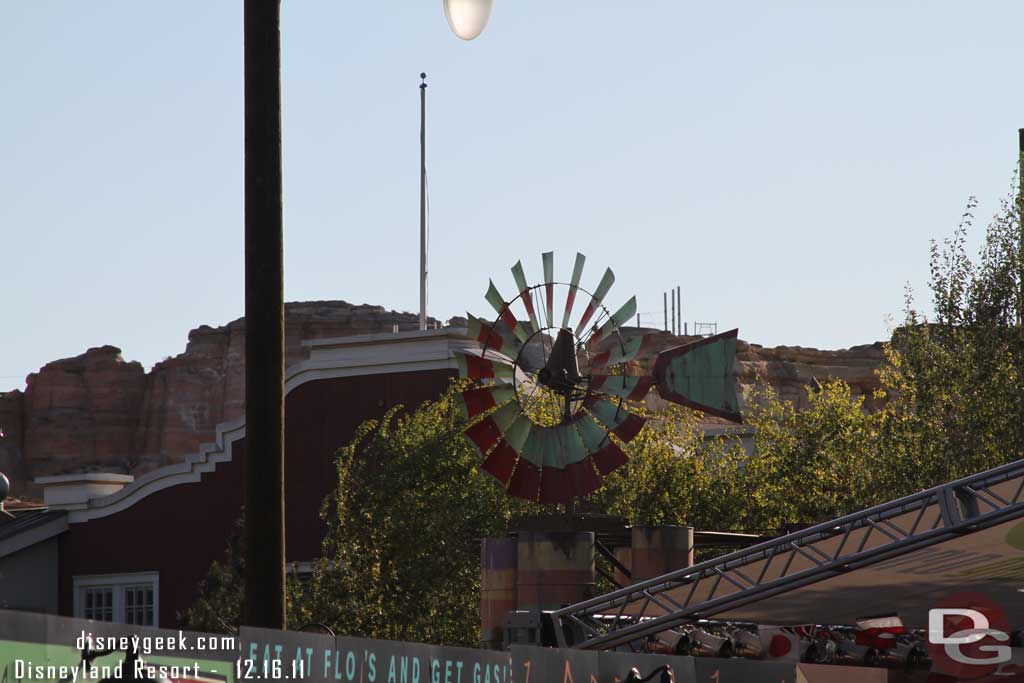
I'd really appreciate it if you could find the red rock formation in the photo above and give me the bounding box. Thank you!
[4,301,437,498]
[0,390,26,488]
[736,340,887,411]
[22,346,146,482]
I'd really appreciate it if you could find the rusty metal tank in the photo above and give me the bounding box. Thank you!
[480,537,517,648]
[515,531,595,610]
[630,525,694,582]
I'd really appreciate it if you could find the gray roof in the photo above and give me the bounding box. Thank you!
[0,509,67,557]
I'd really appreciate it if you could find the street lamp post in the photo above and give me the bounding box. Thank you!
[240,0,492,631]
[243,0,286,630]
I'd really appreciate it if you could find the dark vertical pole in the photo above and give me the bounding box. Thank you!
[676,286,682,336]
[670,291,676,336]
[663,292,667,331]
[243,0,286,630]
[419,73,428,331]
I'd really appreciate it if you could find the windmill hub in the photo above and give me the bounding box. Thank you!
[537,328,583,395]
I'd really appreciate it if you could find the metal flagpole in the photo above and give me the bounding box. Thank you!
[419,73,428,331]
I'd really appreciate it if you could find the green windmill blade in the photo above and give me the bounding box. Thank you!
[550,423,589,467]
[590,296,637,346]
[485,280,530,344]
[501,413,534,452]
[653,328,742,423]
[511,261,541,334]
[466,313,521,358]
[456,385,516,419]
[586,399,647,444]
[561,252,586,329]
[589,374,655,402]
[574,267,616,338]
[573,414,610,453]
[454,349,516,382]
[542,251,555,328]
[589,333,655,368]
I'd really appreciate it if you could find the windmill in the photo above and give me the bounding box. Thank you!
[455,251,742,504]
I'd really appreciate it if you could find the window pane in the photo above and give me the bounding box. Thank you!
[83,587,114,622]
[78,576,155,625]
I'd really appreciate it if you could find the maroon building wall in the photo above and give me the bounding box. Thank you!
[58,368,455,627]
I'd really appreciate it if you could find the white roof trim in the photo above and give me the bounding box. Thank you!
[65,328,474,524]
[0,513,68,559]
[36,474,134,485]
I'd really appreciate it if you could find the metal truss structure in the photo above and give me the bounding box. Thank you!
[552,457,1024,650]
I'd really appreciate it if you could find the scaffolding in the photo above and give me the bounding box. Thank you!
[552,456,1024,650]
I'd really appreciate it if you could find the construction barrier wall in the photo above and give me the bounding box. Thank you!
[0,610,939,683]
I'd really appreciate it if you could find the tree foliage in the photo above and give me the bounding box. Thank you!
[883,192,1024,484]
[297,388,533,645]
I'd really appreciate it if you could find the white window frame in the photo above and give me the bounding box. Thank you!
[73,572,160,626]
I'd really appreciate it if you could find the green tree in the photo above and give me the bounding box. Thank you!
[179,514,306,634]
[883,190,1024,485]
[303,388,535,646]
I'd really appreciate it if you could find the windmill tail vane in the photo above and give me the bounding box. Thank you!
[456,251,741,504]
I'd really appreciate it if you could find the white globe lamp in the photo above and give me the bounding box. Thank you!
[444,0,494,40]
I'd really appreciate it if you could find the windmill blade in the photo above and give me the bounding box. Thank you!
[466,313,521,358]
[540,467,572,504]
[506,459,541,501]
[453,349,516,382]
[586,399,647,443]
[589,374,655,402]
[574,413,611,452]
[542,251,555,327]
[511,261,541,334]
[591,440,629,476]
[456,385,515,419]
[480,440,519,485]
[522,424,589,469]
[491,401,533,451]
[574,267,616,337]
[539,453,607,503]
[464,415,503,457]
[542,424,600,503]
[475,403,529,485]
[520,429,550,468]
[589,333,655,368]
[561,252,586,329]
[653,328,742,423]
[464,402,520,457]
[566,459,603,499]
[485,280,530,344]
[589,296,637,346]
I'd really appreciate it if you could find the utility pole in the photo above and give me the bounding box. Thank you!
[243,0,286,630]
[663,292,668,331]
[419,73,428,331]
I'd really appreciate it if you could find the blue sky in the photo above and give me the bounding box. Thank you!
[2,1,1022,391]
